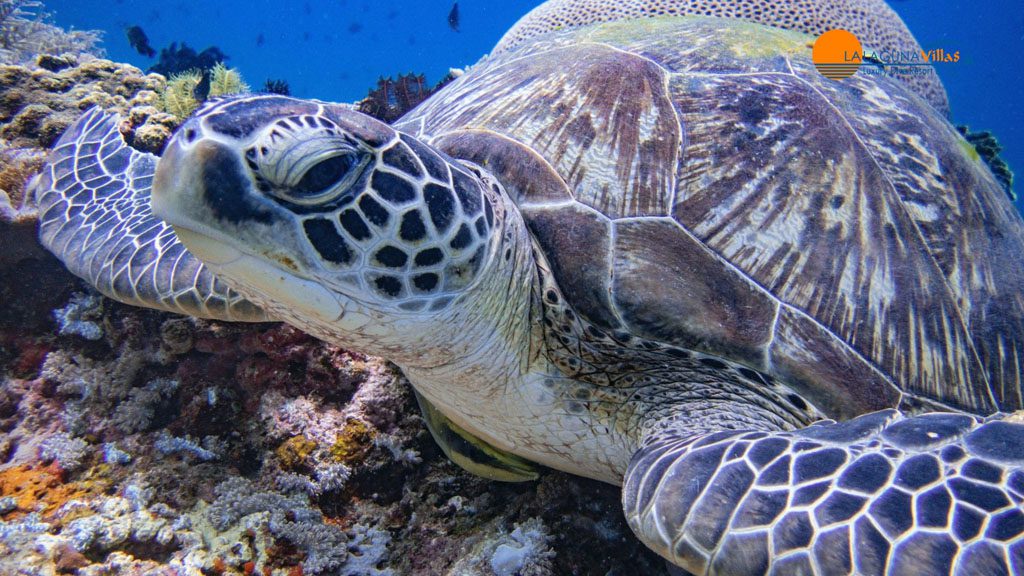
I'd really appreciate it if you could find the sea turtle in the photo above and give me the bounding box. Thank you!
[32,2,1024,574]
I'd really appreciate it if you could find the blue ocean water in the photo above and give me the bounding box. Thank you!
[48,0,1024,205]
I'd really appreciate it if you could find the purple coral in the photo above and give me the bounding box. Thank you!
[38,431,89,470]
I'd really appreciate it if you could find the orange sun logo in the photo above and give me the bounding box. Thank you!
[813,29,863,80]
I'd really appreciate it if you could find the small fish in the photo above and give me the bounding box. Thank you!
[125,25,155,58]
[256,33,265,47]
[448,2,460,32]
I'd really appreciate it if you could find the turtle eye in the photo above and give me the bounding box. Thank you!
[291,153,359,199]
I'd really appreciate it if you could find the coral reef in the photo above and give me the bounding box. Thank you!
[0,0,103,65]
[0,53,168,206]
[358,72,454,123]
[0,288,668,574]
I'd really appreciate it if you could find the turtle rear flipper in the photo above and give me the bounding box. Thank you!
[624,410,1024,574]
[33,108,270,321]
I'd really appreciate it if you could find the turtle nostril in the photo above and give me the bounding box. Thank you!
[184,128,198,143]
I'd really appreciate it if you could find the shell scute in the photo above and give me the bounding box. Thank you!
[397,17,1024,416]
[611,218,776,369]
[403,41,681,219]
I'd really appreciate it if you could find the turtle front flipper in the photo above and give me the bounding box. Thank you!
[624,410,1024,574]
[33,108,270,321]
[414,389,539,482]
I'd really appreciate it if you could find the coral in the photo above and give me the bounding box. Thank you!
[111,377,178,434]
[53,291,104,340]
[158,317,194,357]
[160,63,249,121]
[275,435,317,471]
[118,104,178,155]
[0,0,104,65]
[373,433,422,466]
[329,417,374,464]
[489,519,556,576]
[957,125,1015,200]
[314,463,351,493]
[0,463,108,517]
[275,472,319,495]
[263,78,290,95]
[0,512,48,536]
[38,432,89,471]
[153,431,220,461]
[102,442,131,465]
[62,492,177,553]
[40,343,155,437]
[161,68,202,119]
[0,144,44,216]
[203,476,381,574]
[333,523,392,576]
[0,54,166,202]
[148,41,226,78]
[358,72,449,123]
[209,61,249,96]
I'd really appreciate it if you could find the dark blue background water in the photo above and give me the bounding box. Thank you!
[49,0,1024,206]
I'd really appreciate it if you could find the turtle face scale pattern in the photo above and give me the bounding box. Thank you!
[153,97,497,319]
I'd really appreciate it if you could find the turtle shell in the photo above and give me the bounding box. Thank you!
[395,17,1024,419]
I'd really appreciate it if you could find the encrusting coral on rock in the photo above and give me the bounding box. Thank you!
[1,290,667,574]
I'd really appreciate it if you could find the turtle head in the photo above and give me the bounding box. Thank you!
[153,95,502,352]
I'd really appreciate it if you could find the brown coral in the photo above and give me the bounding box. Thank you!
[0,55,165,148]
[275,435,318,471]
[0,53,170,211]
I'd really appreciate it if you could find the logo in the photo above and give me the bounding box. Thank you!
[812,29,961,80]
[813,29,863,80]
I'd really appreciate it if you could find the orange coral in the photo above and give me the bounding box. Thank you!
[0,462,107,519]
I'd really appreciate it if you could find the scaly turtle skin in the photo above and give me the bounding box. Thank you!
[34,9,1024,576]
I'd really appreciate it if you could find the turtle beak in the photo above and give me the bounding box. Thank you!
[152,129,197,226]
[152,133,252,265]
